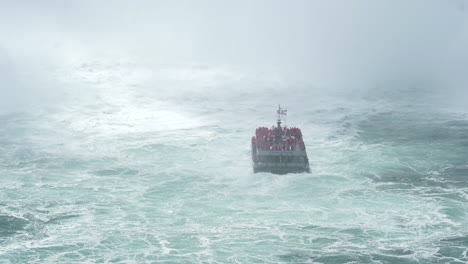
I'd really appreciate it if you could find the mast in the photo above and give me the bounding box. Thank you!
[276,105,283,144]
[277,104,282,130]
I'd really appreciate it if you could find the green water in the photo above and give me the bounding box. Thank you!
[1,66,468,263]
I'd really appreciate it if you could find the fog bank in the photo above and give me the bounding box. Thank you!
[1,0,468,112]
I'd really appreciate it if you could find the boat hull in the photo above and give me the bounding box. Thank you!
[252,146,310,174]
[253,162,310,174]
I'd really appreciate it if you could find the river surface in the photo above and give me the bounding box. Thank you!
[1,63,468,263]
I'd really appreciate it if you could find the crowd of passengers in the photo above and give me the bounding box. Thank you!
[253,126,306,151]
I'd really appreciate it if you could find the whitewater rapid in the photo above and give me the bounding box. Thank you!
[1,63,467,263]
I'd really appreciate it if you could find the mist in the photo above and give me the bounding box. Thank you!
[3,2,468,263]
[2,0,468,111]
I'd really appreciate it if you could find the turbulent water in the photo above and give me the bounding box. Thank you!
[1,63,468,263]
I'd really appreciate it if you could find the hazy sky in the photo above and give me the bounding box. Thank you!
[1,0,468,108]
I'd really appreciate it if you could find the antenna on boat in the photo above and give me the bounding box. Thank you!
[277,104,282,129]
[277,104,287,128]
[276,104,287,144]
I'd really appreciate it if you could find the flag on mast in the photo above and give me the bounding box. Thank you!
[277,109,287,115]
